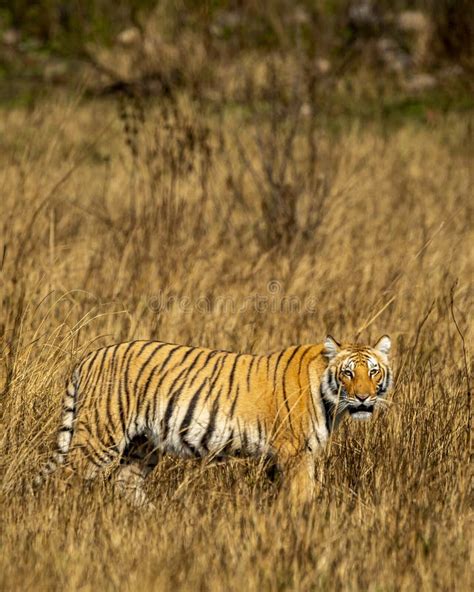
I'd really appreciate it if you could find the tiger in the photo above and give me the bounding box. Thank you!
[36,335,393,505]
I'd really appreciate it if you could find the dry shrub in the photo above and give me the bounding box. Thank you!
[221,60,333,251]
[426,0,474,69]
[0,90,471,591]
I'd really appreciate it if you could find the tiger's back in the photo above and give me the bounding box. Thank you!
[68,341,325,464]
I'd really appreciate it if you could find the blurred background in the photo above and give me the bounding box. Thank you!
[0,0,472,112]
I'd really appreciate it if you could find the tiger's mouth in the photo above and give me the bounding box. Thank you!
[348,406,374,420]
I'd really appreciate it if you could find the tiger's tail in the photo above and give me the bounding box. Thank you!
[34,367,80,488]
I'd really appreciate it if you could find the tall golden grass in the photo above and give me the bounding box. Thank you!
[0,91,471,591]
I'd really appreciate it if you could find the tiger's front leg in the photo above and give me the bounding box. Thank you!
[114,435,159,508]
[277,444,317,506]
[114,462,152,508]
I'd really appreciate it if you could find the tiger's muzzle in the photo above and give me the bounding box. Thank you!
[348,395,375,420]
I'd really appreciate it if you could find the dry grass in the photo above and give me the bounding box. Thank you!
[0,89,472,591]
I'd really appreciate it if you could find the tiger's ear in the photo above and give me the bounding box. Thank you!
[374,335,391,356]
[323,335,341,360]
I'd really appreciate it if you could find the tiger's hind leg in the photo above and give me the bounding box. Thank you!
[114,435,159,508]
[66,440,123,485]
[63,421,126,491]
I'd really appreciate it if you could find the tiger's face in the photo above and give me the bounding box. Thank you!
[321,335,392,420]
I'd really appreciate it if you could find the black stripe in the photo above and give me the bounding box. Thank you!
[59,426,74,434]
[219,428,235,456]
[200,395,220,452]
[297,346,315,376]
[257,417,264,449]
[273,350,287,410]
[378,366,391,395]
[179,381,207,456]
[229,385,240,418]
[272,349,286,382]
[104,344,121,441]
[241,426,249,453]
[321,386,335,432]
[161,389,182,443]
[226,354,241,399]
[118,345,132,432]
[246,356,255,392]
[282,345,302,373]
[376,371,384,394]
[329,367,338,392]
[203,354,226,404]
[180,388,202,435]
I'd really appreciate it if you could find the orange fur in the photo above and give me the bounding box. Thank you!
[37,337,392,505]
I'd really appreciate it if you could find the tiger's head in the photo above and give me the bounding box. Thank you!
[321,335,393,420]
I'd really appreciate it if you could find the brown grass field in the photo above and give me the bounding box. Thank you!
[0,87,472,591]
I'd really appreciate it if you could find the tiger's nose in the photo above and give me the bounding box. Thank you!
[355,393,369,402]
